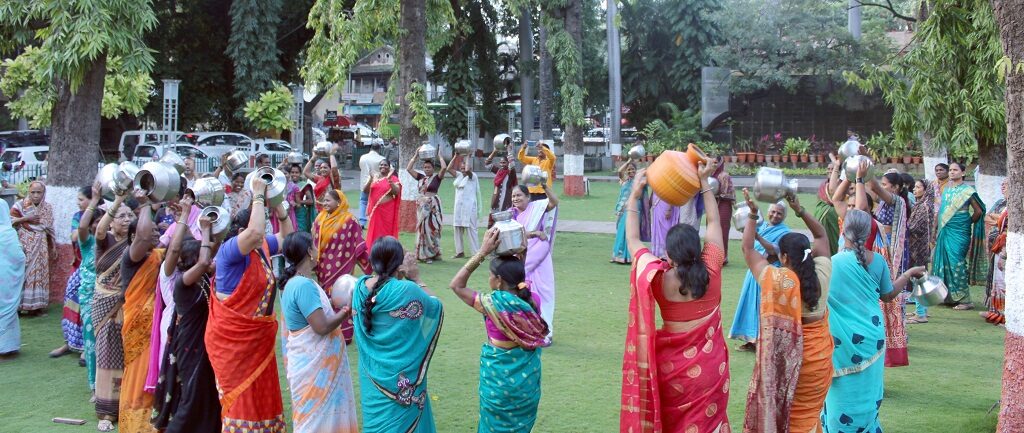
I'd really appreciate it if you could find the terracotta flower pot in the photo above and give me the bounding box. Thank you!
[809,154,819,163]
[889,157,899,164]
[756,154,765,163]
[800,154,809,163]
[779,155,787,163]
[913,156,922,164]
[902,156,913,164]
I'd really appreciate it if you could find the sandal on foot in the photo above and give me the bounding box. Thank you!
[907,316,928,324]
[49,345,71,358]
[97,420,114,432]
[953,303,975,311]
[736,343,756,352]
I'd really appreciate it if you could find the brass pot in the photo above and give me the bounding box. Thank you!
[753,167,798,203]
[491,210,527,256]
[112,162,140,196]
[135,161,183,203]
[521,165,548,186]
[732,202,762,233]
[245,167,287,208]
[159,149,186,175]
[186,177,226,207]
[96,163,120,201]
[911,273,949,307]
[200,205,232,239]
[223,150,248,173]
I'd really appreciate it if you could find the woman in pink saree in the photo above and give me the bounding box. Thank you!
[314,189,371,343]
[509,182,559,344]
[620,162,731,433]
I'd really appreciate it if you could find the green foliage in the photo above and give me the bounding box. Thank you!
[0,0,157,126]
[712,0,893,97]
[695,140,726,157]
[639,103,708,154]
[621,0,721,127]
[408,82,436,136]
[580,0,608,115]
[227,0,284,108]
[243,84,295,131]
[844,0,1003,163]
[782,137,811,155]
[544,14,587,127]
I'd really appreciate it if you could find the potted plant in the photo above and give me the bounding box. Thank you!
[865,132,892,163]
[735,137,754,163]
[910,149,923,164]
[243,84,296,139]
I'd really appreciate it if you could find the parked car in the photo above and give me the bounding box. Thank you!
[1,145,48,184]
[0,130,50,149]
[118,130,184,160]
[182,132,255,162]
[251,138,295,156]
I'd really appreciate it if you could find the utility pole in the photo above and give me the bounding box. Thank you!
[849,0,862,40]
[607,0,622,158]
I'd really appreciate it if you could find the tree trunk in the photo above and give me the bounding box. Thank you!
[398,0,428,233]
[992,1,1024,430]
[48,55,107,305]
[538,23,554,140]
[920,132,947,182]
[977,136,1008,210]
[519,6,536,142]
[554,0,586,197]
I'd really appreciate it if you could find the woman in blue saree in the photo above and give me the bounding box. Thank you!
[823,210,924,432]
[612,161,648,263]
[0,198,26,359]
[728,201,790,350]
[353,236,443,432]
[449,228,549,432]
[932,162,986,309]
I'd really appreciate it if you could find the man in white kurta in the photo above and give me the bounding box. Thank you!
[451,158,480,257]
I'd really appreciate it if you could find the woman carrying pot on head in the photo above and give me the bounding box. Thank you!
[51,185,100,360]
[282,163,302,231]
[449,156,480,258]
[365,159,402,249]
[75,184,105,391]
[90,190,138,432]
[449,228,549,432]
[509,181,559,344]
[278,231,359,433]
[741,191,834,432]
[728,201,791,351]
[10,180,54,315]
[313,188,370,343]
[612,160,648,264]
[205,177,294,433]
[823,210,925,432]
[618,161,730,433]
[353,236,443,432]
[933,162,987,310]
[485,144,517,228]
[151,211,221,433]
[407,154,449,263]
[303,147,342,212]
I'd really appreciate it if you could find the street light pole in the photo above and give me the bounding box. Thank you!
[607,0,622,158]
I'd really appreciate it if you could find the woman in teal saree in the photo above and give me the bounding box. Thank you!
[449,228,549,432]
[612,161,648,264]
[932,162,986,309]
[353,236,443,433]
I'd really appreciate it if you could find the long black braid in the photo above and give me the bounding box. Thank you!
[362,236,405,335]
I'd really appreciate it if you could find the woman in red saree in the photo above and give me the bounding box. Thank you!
[205,178,294,432]
[302,145,341,212]
[620,161,731,433]
[365,160,401,249]
[314,189,371,342]
[740,191,833,433]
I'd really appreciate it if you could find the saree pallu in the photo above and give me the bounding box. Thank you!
[479,344,542,432]
[744,267,804,433]
[93,241,129,420]
[415,194,443,260]
[791,316,833,433]
[205,248,285,433]
[366,175,401,249]
[729,222,791,342]
[61,269,84,351]
[315,211,370,343]
[152,277,221,433]
[0,199,25,354]
[11,200,53,311]
[515,200,558,340]
[353,276,444,433]
[621,251,730,433]
[284,288,358,433]
[934,185,987,305]
[650,195,681,258]
[984,210,1008,324]
[487,159,517,227]
[877,198,909,368]
[120,250,164,433]
[80,235,98,390]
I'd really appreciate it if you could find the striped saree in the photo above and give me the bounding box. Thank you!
[119,249,164,433]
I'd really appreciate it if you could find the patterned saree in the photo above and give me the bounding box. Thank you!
[119,249,164,433]
[933,183,987,305]
[314,189,371,342]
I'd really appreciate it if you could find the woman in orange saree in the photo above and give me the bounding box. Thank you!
[740,191,833,433]
[314,189,370,342]
[206,178,294,432]
[365,160,401,249]
[620,161,731,433]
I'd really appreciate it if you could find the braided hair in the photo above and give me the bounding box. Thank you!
[362,236,405,335]
[778,232,821,311]
[843,209,873,270]
[665,224,710,298]
[278,232,313,291]
[489,255,540,313]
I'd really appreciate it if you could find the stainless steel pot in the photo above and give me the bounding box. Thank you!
[285,151,305,165]
[454,140,473,156]
[201,205,232,239]
[707,177,721,196]
[313,141,332,157]
[245,166,287,207]
[627,144,646,161]
[493,133,512,149]
[417,143,437,161]
[732,202,762,233]
[844,155,874,181]
[911,273,949,307]
[491,210,527,256]
[96,163,120,201]
[838,139,861,159]
[223,150,248,173]
[135,161,183,203]
[159,149,186,175]
[186,177,225,207]
[521,165,548,186]
[752,167,798,203]
[112,162,140,196]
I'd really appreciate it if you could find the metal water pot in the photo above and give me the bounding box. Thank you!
[521,165,548,186]
[135,161,183,203]
[707,177,721,196]
[159,149,186,175]
[313,141,332,157]
[200,205,232,239]
[245,166,287,208]
[838,139,861,159]
[493,133,512,150]
[627,144,646,161]
[112,161,140,197]
[96,163,120,201]
[911,273,949,307]
[454,140,473,156]
[331,274,357,310]
[752,167,798,203]
[285,151,305,165]
[491,210,527,256]
[417,143,437,161]
[732,202,763,233]
[843,155,874,181]
[223,150,248,173]
[186,177,225,207]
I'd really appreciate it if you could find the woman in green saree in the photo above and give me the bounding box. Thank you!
[932,162,986,309]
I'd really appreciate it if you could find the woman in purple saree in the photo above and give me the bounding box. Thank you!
[509,183,559,344]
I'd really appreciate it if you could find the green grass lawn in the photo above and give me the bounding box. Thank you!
[0,234,1003,432]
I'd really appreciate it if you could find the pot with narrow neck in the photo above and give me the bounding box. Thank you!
[753,167,798,203]
[491,210,527,256]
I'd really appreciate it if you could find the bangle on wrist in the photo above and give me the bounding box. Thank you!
[856,177,864,184]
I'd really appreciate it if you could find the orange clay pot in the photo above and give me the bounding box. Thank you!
[684,143,708,165]
[647,149,701,206]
